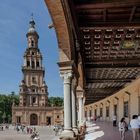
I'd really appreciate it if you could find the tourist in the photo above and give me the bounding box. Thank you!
[130,115,140,140]
[118,117,127,140]
[113,115,117,126]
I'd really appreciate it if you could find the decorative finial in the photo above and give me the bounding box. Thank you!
[29,13,35,28]
[31,13,34,21]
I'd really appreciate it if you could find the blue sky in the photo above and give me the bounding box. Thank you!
[0,0,63,97]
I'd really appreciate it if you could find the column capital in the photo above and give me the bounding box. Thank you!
[58,60,79,78]
[76,86,85,98]
[60,70,73,83]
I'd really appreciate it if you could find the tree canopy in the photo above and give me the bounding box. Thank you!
[0,92,19,123]
[48,97,63,107]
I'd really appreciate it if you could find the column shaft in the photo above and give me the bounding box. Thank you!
[72,90,77,128]
[78,97,83,125]
[63,74,72,130]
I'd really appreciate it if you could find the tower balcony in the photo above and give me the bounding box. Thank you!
[22,66,45,71]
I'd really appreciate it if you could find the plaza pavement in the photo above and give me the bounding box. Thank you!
[0,121,134,140]
[0,125,59,140]
[85,121,133,140]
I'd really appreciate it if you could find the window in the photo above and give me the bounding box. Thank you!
[114,105,117,116]
[32,89,35,92]
[89,110,92,117]
[27,61,30,67]
[94,109,97,116]
[106,106,109,117]
[57,115,59,119]
[32,52,35,55]
[17,116,21,123]
[37,61,39,67]
[124,101,129,117]
[31,40,34,47]
[32,97,36,103]
[100,108,103,117]
[32,61,35,68]
[32,77,36,83]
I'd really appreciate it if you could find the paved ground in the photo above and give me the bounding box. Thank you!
[0,122,134,140]
[85,121,133,140]
[0,125,59,140]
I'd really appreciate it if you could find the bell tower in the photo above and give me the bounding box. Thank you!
[12,17,63,126]
[19,18,48,107]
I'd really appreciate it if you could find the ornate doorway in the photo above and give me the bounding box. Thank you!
[30,114,38,125]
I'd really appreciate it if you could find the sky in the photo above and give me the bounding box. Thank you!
[0,0,63,97]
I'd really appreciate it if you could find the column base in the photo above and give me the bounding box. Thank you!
[72,127,78,135]
[60,129,74,137]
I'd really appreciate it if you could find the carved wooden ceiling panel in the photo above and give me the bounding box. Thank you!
[69,0,140,105]
[81,27,140,64]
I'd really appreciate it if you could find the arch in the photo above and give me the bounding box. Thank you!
[44,0,75,61]
[30,114,38,125]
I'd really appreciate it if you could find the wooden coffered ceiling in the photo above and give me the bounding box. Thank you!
[67,0,140,105]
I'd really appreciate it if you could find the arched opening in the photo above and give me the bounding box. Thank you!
[32,61,35,68]
[30,114,38,125]
[46,117,51,125]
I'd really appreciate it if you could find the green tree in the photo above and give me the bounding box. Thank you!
[0,92,19,123]
[48,97,63,107]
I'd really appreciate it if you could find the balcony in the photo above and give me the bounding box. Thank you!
[22,66,45,71]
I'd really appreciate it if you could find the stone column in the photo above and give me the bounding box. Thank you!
[30,96,32,106]
[30,58,31,67]
[61,71,74,137]
[76,88,85,126]
[79,96,84,125]
[34,58,36,68]
[71,78,78,133]
[39,59,42,67]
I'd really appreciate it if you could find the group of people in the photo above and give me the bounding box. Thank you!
[118,115,140,140]
[0,124,9,131]
[14,124,39,140]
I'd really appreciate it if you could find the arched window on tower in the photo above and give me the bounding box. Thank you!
[32,61,35,68]
[37,61,39,67]
[32,52,35,55]
[32,97,36,104]
[27,61,30,67]
[31,40,34,47]
[32,77,36,84]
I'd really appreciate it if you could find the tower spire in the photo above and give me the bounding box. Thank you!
[26,14,39,48]
[26,14,39,39]
[29,13,35,28]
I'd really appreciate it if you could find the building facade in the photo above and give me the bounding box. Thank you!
[12,19,63,126]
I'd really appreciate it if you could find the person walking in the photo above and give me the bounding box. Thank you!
[118,117,127,140]
[130,115,140,140]
[113,115,117,126]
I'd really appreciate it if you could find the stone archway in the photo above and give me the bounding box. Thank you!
[30,114,38,125]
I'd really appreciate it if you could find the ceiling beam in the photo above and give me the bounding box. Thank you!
[129,6,136,22]
[85,60,140,68]
[86,79,132,83]
[79,21,140,27]
[80,25,140,30]
[103,9,106,22]
[76,1,140,10]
